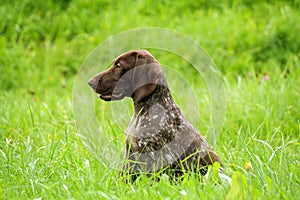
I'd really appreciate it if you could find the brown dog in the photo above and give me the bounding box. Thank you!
[88,50,222,181]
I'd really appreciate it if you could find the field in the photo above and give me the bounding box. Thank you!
[1,0,300,199]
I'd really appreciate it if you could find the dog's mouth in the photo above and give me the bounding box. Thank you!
[99,91,124,101]
[98,93,112,101]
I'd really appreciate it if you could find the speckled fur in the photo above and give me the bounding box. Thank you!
[123,74,222,180]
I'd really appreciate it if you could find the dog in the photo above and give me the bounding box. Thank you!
[88,50,222,181]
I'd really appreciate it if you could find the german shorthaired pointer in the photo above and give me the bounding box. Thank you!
[88,50,222,181]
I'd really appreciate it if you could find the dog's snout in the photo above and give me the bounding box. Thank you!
[88,75,101,91]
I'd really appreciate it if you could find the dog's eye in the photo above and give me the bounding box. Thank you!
[116,62,121,68]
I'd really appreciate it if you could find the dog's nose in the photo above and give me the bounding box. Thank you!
[88,76,99,91]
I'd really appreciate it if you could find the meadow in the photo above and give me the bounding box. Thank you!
[1,0,299,199]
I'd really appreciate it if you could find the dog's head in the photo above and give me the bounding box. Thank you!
[88,50,163,102]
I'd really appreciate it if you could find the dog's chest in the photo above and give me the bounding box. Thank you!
[125,103,181,152]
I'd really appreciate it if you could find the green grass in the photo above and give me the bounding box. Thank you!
[1,0,300,199]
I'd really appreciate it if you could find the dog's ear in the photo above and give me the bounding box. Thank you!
[132,52,163,102]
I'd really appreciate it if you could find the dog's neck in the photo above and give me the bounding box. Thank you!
[133,77,180,116]
[126,76,185,141]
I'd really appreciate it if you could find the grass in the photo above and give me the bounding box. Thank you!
[1,0,300,199]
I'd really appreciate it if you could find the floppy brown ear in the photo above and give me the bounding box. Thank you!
[132,53,163,102]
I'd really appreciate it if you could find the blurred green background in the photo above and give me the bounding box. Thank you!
[1,0,299,91]
[1,0,299,199]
